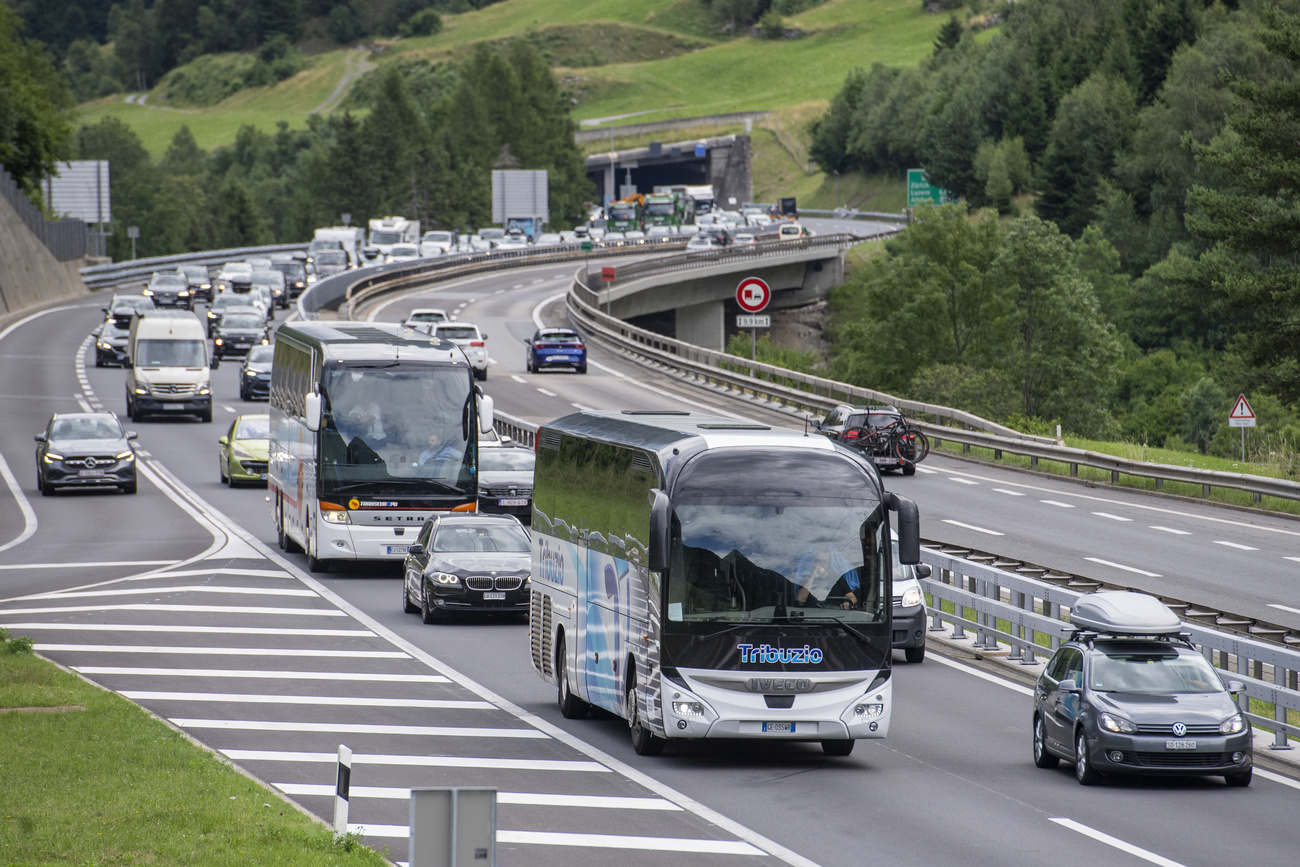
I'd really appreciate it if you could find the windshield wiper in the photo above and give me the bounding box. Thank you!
[328,479,464,495]
[800,613,874,644]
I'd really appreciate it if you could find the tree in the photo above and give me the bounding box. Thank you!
[934,16,963,55]
[0,6,75,199]
[1184,6,1300,401]
[809,67,867,174]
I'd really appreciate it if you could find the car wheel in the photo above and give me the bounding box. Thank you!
[38,471,52,496]
[475,367,487,381]
[525,357,532,373]
[1075,729,1101,785]
[420,583,439,624]
[627,678,665,756]
[905,644,926,664]
[821,739,855,757]
[1033,715,1059,769]
[95,357,105,368]
[220,456,229,485]
[199,408,212,424]
[577,363,587,374]
[902,463,917,477]
[556,636,589,719]
[123,476,137,495]
[403,575,420,615]
[1225,769,1252,787]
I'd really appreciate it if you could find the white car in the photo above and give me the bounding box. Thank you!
[496,234,529,250]
[215,261,252,294]
[686,235,720,252]
[477,228,506,248]
[733,233,757,246]
[432,321,489,381]
[624,230,646,244]
[746,213,773,228]
[402,308,451,334]
[387,244,421,263]
[558,231,579,243]
[601,231,626,246]
[646,226,674,237]
[419,231,457,257]
[587,226,606,239]
[718,210,745,227]
[534,233,562,246]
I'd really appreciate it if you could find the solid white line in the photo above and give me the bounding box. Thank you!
[27,585,318,600]
[915,466,937,474]
[993,488,1025,497]
[1151,526,1191,535]
[0,560,178,571]
[1084,557,1161,578]
[76,667,450,683]
[1285,557,1300,565]
[0,603,344,617]
[1041,500,1075,508]
[1256,768,1300,792]
[6,623,372,637]
[496,829,764,855]
[1269,604,1300,616]
[942,519,1004,536]
[950,478,979,486]
[174,719,544,738]
[1213,540,1258,551]
[571,403,596,411]
[36,644,409,659]
[537,388,557,397]
[510,375,526,383]
[1092,512,1132,522]
[1048,818,1186,867]
[124,691,493,709]
[928,654,1034,696]
[276,784,680,810]
[224,750,605,773]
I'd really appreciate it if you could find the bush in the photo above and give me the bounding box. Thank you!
[329,4,358,44]
[758,10,785,39]
[400,9,444,38]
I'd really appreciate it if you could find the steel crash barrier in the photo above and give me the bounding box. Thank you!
[79,244,309,290]
[919,548,1300,750]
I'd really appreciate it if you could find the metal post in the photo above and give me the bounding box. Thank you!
[333,744,352,836]
[1241,426,1245,462]
[751,327,756,361]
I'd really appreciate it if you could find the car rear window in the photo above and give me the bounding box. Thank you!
[538,332,580,344]
[437,327,479,340]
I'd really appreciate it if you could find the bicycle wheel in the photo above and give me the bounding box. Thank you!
[895,429,929,463]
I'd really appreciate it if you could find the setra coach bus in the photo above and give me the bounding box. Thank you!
[528,410,920,756]
[268,321,494,572]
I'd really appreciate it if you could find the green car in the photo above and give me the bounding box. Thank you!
[218,414,269,486]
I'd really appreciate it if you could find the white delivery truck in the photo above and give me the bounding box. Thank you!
[125,310,215,423]
[364,217,421,261]
[312,227,365,269]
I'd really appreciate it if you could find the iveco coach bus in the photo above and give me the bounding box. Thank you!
[268,322,494,572]
[528,410,920,756]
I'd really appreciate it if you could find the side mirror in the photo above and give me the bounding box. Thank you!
[304,392,322,433]
[1227,680,1246,696]
[477,394,495,435]
[888,493,920,564]
[407,543,424,558]
[1058,679,1080,694]
[218,436,228,446]
[916,564,932,579]
[34,434,46,443]
[648,488,671,572]
[126,432,138,440]
[210,354,220,369]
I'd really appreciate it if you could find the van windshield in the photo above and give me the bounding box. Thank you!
[136,339,206,367]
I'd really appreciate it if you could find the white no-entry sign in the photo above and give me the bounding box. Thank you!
[736,277,771,313]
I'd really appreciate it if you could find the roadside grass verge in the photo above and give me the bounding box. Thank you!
[0,649,388,866]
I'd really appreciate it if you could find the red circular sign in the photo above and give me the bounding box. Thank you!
[736,277,771,313]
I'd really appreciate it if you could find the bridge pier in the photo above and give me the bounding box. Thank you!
[676,300,726,351]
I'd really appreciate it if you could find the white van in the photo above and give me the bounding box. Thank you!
[125,310,215,423]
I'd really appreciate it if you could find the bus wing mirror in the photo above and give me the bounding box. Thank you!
[648,488,671,573]
[888,492,920,564]
[210,353,220,370]
[478,393,495,435]
[304,392,322,432]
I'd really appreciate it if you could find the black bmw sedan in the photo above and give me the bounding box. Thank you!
[401,514,531,624]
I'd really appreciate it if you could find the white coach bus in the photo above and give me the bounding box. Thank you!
[268,321,493,572]
[528,410,921,756]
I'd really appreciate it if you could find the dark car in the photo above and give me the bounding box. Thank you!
[144,272,192,309]
[94,315,132,367]
[239,344,274,401]
[1033,591,1253,787]
[35,412,138,495]
[207,296,259,337]
[176,264,213,303]
[270,257,307,299]
[524,327,587,374]
[313,250,350,277]
[104,293,155,322]
[476,444,534,524]
[816,403,918,476]
[212,311,269,358]
[401,514,531,623]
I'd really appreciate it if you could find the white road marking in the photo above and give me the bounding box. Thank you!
[513,283,523,289]
[126,692,494,709]
[223,405,237,413]
[1269,603,1300,616]
[37,644,409,659]
[0,560,177,571]
[494,289,505,294]
[1041,500,1075,508]
[276,784,680,810]
[537,388,557,397]
[352,826,764,855]
[135,568,291,579]
[5,623,372,637]
[942,519,1004,536]
[993,488,1025,497]
[1084,557,1161,578]
[926,654,1033,696]
[1151,526,1191,535]
[224,749,605,773]
[1285,557,1300,564]
[950,478,979,486]
[26,585,317,600]
[510,375,526,383]
[1214,540,1258,551]
[531,278,544,284]
[1257,768,1300,791]
[76,666,450,683]
[1049,818,1186,867]
[571,403,596,411]
[1092,512,1132,522]
[0,603,344,617]
[915,466,937,474]
[174,719,543,738]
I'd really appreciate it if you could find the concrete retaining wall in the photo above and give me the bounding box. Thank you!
[0,192,88,316]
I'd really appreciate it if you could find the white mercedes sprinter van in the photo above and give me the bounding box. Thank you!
[125,310,215,423]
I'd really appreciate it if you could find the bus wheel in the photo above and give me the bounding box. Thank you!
[627,680,665,756]
[821,739,855,757]
[556,637,589,719]
[305,520,330,573]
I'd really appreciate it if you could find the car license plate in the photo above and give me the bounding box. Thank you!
[547,355,568,361]
[259,473,268,480]
[387,545,408,555]
[1166,739,1197,750]
[78,469,105,477]
[164,403,184,410]
[483,591,506,600]
[872,457,897,465]
[498,498,528,507]
[762,722,795,733]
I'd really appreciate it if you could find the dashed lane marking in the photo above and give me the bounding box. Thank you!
[511,375,526,383]
[4,623,373,637]
[1092,512,1132,522]
[942,519,1004,536]
[537,388,557,397]
[1151,526,1191,535]
[993,488,1025,497]
[1041,500,1075,508]
[1214,540,1259,551]
[1084,557,1161,578]
[950,478,979,486]
[0,603,345,617]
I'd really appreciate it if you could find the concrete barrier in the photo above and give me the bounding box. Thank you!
[0,192,87,317]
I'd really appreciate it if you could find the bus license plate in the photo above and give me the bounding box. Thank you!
[498,498,528,507]
[387,545,408,555]
[763,722,795,733]
[1166,739,1197,750]
[483,592,506,600]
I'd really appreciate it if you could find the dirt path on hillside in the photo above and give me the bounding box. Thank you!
[312,48,376,115]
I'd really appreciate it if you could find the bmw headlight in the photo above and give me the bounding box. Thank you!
[900,586,923,608]
[1098,712,1138,734]
[1220,714,1246,735]
[432,572,461,585]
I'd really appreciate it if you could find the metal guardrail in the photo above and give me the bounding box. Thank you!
[601,232,867,285]
[919,547,1300,749]
[1,166,98,261]
[79,244,308,290]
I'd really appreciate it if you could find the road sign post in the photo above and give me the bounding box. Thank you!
[735,278,771,361]
[1228,394,1256,461]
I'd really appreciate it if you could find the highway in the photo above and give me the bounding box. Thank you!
[2,255,1299,865]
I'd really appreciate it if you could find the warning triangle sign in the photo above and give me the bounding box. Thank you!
[1229,394,1255,420]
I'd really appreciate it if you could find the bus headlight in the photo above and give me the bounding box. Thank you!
[671,700,705,718]
[853,700,885,720]
[320,503,350,524]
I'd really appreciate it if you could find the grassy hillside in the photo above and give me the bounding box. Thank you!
[76,0,951,157]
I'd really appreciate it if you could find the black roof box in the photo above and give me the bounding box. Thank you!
[1069,591,1182,636]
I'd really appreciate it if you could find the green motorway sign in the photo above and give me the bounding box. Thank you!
[907,169,950,207]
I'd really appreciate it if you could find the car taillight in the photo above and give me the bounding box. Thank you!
[470,340,485,347]
[844,430,858,440]
[574,344,584,350]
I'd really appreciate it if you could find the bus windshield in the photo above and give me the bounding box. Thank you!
[646,203,674,216]
[320,364,475,498]
[666,449,888,627]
